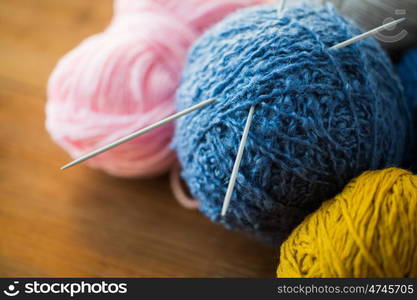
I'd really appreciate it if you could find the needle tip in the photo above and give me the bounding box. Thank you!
[391,17,406,26]
[60,162,75,170]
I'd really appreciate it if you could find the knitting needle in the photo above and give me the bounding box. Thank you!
[220,15,406,216]
[60,98,215,170]
[330,17,405,49]
[221,105,255,216]
[220,0,286,217]
[277,0,286,15]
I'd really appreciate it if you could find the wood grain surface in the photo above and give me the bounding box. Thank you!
[0,0,276,277]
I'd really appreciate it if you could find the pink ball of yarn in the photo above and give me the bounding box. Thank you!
[46,0,265,177]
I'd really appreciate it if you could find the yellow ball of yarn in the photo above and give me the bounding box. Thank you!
[277,168,417,278]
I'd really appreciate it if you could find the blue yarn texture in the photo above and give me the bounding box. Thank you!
[397,48,417,170]
[173,4,411,243]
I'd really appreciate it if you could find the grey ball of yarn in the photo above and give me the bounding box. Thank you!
[291,0,417,53]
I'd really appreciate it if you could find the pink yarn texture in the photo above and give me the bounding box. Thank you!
[46,0,265,177]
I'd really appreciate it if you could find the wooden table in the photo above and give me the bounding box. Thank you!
[0,0,276,277]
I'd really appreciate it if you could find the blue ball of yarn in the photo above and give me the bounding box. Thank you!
[173,4,411,243]
[398,48,417,169]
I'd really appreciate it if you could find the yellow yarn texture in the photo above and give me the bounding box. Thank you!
[277,168,417,278]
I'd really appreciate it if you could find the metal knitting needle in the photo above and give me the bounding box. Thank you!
[61,98,215,170]
[330,17,405,49]
[277,0,286,15]
[220,0,286,217]
[221,105,255,216]
[220,14,406,216]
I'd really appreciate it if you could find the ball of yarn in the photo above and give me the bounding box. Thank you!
[294,0,417,53]
[277,168,417,278]
[397,48,417,169]
[46,0,265,177]
[174,4,411,242]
